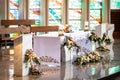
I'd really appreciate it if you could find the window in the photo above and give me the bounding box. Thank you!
[9,0,20,20]
[29,0,42,26]
[48,0,82,30]
[68,0,82,31]
[8,0,106,32]
[89,0,102,30]
[111,0,120,9]
[9,0,20,37]
[8,0,82,29]
[48,0,63,26]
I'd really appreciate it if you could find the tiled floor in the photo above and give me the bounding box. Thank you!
[0,39,120,80]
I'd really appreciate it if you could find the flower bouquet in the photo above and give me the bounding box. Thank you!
[89,32,112,52]
[63,36,80,50]
[24,49,41,75]
[73,51,102,65]
[96,33,111,51]
[88,32,99,42]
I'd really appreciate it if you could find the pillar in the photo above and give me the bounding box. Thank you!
[81,0,89,30]
[102,0,110,23]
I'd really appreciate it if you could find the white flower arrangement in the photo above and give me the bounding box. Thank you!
[24,49,41,75]
[73,51,102,65]
[63,36,81,50]
[89,32,112,51]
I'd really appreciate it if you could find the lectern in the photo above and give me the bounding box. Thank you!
[14,34,32,76]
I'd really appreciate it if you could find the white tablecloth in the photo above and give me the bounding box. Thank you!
[33,36,61,66]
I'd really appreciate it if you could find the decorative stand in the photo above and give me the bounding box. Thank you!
[14,34,32,76]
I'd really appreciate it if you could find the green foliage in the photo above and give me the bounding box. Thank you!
[63,36,81,50]
[104,38,111,45]
[89,32,112,51]
[24,53,29,63]
[33,57,40,65]
[96,46,110,52]
[89,32,111,45]
[88,32,98,42]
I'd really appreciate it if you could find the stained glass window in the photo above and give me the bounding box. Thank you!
[68,0,82,30]
[29,0,42,26]
[9,0,20,20]
[48,0,63,26]
[111,0,120,9]
[9,0,20,37]
[89,0,102,30]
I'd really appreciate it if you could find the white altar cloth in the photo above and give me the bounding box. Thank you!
[33,31,93,64]
[34,36,61,66]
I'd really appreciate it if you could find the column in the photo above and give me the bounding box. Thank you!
[81,0,89,30]
[102,0,110,23]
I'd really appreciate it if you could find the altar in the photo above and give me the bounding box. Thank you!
[34,36,61,66]
[33,31,93,66]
